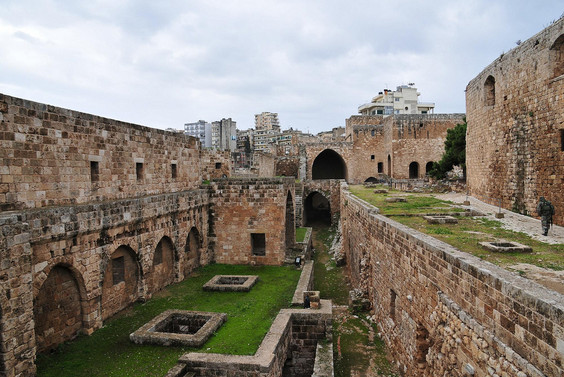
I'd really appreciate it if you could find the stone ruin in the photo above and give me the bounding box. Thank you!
[202,275,259,292]
[130,310,227,347]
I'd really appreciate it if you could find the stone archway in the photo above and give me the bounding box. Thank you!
[285,191,295,249]
[184,227,201,277]
[364,177,378,183]
[34,265,84,352]
[101,245,140,321]
[304,192,331,226]
[150,236,175,293]
[409,162,419,179]
[312,149,347,180]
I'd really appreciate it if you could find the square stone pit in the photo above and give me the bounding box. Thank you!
[479,240,532,253]
[203,275,259,292]
[423,215,459,224]
[130,310,226,347]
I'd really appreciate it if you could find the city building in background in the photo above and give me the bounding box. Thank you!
[358,84,435,116]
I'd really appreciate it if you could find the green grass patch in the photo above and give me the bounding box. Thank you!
[37,264,301,377]
[391,216,564,270]
[295,227,308,243]
[349,185,461,215]
[312,225,350,306]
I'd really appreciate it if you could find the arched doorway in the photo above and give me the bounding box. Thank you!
[364,177,378,183]
[409,162,419,179]
[34,265,84,352]
[184,227,201,277]
[312,149,347,180]
[150,236,175,293]
[101,245,139,321]
[304,192,331,226]
[425,162,434,176]
[285,192,295,249]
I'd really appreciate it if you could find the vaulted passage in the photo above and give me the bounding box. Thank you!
[285,192,295,249]
[312,149,347,180]
[34,265,83,352]
[304,192,331,225]
[409,162,419,179]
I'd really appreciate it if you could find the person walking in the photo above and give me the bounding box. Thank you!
[536,197,555,236]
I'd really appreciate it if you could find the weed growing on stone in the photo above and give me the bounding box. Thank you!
[36,264,300,377]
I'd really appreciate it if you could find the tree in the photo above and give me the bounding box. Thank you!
[429,118,467,179]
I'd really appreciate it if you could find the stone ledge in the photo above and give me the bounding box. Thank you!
[292,260,314,306]
[130,310,226,347]
[202,275,259,292]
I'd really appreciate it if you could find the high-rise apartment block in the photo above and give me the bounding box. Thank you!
[211,118,237,151]
[254,112,280,131]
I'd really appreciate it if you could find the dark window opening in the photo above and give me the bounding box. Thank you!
[376,109,384,115]
[371,155,375,160]
[215,162,222,169]
[136,162,144,181]
[251,233,266,256]
[171,163,177,179]
[90,161,99,183]
[377,162,383,173]
[484,75,496,106]
[560,129,564,151]
[112,256,125,285]
[390,289,397,319]
[371,130,375,136]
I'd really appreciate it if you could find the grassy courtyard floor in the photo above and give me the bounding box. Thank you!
[36,264,301,377]
[349,185,564,270]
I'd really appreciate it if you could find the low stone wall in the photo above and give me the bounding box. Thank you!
[167,301,332,377]
[292,261,315,307]
[341,184,564,377]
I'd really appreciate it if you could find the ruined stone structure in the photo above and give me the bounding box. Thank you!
[345,114,464,182]
[466,17,564,225]
[0,94,296,376]
[341,184,564,376]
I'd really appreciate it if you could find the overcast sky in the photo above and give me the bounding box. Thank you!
[1,1,562,134]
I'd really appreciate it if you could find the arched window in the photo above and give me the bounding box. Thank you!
[484,75,495,106]
[550,34,564,78]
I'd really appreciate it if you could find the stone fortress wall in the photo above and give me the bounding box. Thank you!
[0,94,296,376]
[340,185,564,377]
[466,17,564,225]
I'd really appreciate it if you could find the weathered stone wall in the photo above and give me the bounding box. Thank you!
[200,149,231,181]
[302,142,352,181]
[275,157,300,177]
[341,185,564,377]
[253,152,277,178]
[391,114,464,179]
[0,93,201,211]
[208,178,295,265]
[466,18,564,225]
[345,114,463,182]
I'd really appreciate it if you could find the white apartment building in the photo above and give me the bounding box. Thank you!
[358,85,435,116]
[184,120,212,148]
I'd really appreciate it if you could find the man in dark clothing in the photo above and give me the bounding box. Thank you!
[536,197,555,236]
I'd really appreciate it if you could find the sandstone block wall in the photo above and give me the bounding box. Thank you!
[0,93,202,211]
[341,185,564,377]
[345,114,463,182]
[208,178,296,265]
[466,17,564,225]
[200,149,231,181]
